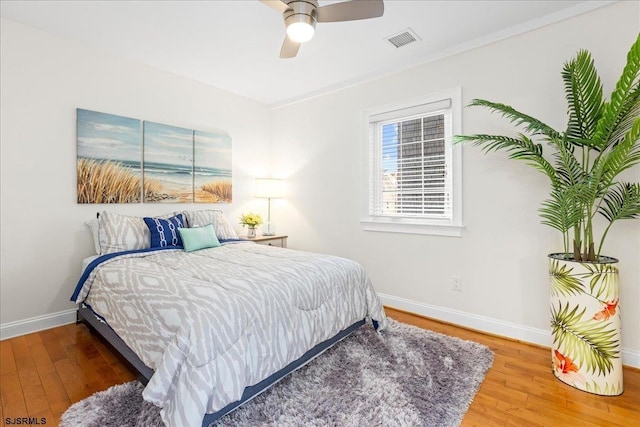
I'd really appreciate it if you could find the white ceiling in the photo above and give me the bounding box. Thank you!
[0,0,614,106]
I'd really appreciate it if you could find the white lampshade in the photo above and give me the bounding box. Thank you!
[255,178,284,199]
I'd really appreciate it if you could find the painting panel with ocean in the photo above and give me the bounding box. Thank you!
[76,109,142,203]
[194,130,232,203]
[143,121,194,203]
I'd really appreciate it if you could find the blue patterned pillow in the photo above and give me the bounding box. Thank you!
[143,214,185,248]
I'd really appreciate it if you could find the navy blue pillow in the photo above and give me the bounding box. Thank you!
[143,214,185,248]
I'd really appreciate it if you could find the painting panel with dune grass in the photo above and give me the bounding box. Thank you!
[77,109,143,204]
[143,121,194,203]
[194,130,232,203]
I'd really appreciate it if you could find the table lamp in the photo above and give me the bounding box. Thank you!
[255,178,284,236]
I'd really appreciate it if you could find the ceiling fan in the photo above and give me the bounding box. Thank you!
[261,0,384,58]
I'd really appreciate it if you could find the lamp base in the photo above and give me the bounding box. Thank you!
[262,221,276,236]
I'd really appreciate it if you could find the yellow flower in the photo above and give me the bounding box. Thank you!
[239,212,263,227]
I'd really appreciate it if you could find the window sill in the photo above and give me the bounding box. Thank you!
[360,218,464,237]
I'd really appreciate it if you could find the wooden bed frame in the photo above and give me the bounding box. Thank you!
[77,304,365,426]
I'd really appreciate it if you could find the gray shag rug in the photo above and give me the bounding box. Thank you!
[61,319,493,427]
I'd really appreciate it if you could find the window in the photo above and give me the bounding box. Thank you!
[362,88,463,236]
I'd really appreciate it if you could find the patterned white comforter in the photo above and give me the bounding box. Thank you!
[73,242,387,427]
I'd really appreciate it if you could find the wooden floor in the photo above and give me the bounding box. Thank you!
[387,308,639,427]
[1,308,638,426]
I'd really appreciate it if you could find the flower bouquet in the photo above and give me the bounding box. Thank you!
[239,212,263,238]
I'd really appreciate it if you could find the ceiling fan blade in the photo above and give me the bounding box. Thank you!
[260,0,290,14]
[280,36,301,58]
[317,0,384,23]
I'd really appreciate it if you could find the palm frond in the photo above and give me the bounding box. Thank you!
[540,187,583,253]
[551,302,620,375]
[563,49,603,145]
[552,137,585,187]
[577,118,640,229]
[592,34,640,150]
[466,99,561,138]
[592,117,640,188]
[599,182,640,222]
[453,133,558,183]
[605,82,640,149]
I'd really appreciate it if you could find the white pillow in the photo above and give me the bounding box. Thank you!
[98,211,150,255]
[183,210,239,240]
[85,218,101,255]
[97,211,179,255]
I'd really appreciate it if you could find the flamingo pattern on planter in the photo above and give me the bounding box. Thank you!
[549,255,623,395]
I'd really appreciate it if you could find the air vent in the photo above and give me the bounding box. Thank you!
[386,28,421,48]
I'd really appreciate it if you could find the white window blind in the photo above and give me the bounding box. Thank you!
[363,88,463,236]
[370,100,452,219]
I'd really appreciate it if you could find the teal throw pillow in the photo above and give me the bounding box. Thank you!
[178,224,221,252]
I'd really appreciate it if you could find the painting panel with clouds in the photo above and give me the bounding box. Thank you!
[143,121,194,203]
[194,130,232,203]
[76,109,142,203]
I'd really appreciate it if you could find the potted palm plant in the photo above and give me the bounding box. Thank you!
[454,34,639,395]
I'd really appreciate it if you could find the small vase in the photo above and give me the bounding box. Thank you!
[247,227,257,238]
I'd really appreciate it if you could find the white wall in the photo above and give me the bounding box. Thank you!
[0,19,272,332]
[2,3,638,366]
[270,2,640,364]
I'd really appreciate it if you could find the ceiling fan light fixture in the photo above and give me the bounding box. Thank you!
[285,14,316,43]
[262,0,384,58]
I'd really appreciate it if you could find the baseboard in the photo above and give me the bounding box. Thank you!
[0,308,78,340]
[378,292,640,369]
[3,299,638,368]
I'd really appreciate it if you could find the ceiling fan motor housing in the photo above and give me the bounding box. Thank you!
[283,0,319,31]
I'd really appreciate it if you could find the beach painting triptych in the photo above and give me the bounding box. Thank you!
[77,109,232,204]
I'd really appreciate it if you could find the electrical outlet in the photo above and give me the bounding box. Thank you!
[451,276,462,292]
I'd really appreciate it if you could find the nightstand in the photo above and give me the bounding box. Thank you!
[240,234,288,248]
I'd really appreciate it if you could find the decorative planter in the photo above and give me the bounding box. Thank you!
[548,253,623,395]
[247,227,257,238]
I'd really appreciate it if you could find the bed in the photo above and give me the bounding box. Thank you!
[71,210,387,427]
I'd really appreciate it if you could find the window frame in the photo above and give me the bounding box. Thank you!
[361,87,463,237]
